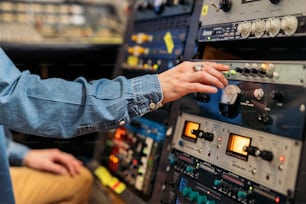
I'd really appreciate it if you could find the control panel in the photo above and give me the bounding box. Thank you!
[101,117,166,201]
[159,60,306,204]
[111,0,306,203]
[114,0,198,76]
[167,113,301,203]
[198,0,306,41]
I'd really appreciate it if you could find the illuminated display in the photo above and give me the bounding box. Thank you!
[182,121,200,142]
[226,133,251,160]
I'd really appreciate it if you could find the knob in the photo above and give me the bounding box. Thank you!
[270,90,284,102]
[128,46,149,56]
[219,84,241,118]
[192,130,214,141]
[270,0,281,4]
[281,16,298,36]
[194,92,210,103]
[253,88,264,100]
[238,21,252,38]
[260,150,274,161]
[243,146,261,157]
[153,0,165,14]
[131,33,153,44]
[252,20,266,38]
[265,18,281,37]
[244,146,274,161]
[235,67,243,73]
[210,0,231,12]
[257,114,272,125]
[219,0,232,12]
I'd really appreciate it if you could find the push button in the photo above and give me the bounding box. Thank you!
[119,120,125,126]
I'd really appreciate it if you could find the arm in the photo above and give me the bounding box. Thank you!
[0,48,228,138]
[0,48,163,138]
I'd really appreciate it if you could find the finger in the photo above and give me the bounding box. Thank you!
[203,62,230,71]
[190,63,229,86]
[188,83,218,93]
[62,154,82,175]
[191,70,226,89]
[53,153,79,176]
[44,162,68,175]
[202,65,228,86]
[193,62,228,88]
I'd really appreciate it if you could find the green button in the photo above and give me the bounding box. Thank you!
[206,200,216,204]
[186,166,194,173]
[182,187,192,197]
[213,179,222,186]
[237,190,247,198]
[189,191,199,201]
[229,70,237,75]
[197,195,207,204]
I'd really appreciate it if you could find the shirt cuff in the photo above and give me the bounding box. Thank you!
[8,141,30,166]
[129,74,163,116]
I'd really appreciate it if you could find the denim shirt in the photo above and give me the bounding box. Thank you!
[4,127,30,166]
[0,47,163,203]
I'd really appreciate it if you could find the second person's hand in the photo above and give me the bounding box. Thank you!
[23,148,83,177]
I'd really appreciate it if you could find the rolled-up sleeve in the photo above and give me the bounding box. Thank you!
[0,48,163,138]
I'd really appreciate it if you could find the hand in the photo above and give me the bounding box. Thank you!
[158,61,229,104]
[23,148,83,176]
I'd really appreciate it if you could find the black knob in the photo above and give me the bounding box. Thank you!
[235,67,243,73]
[203,132,214,141]
[258,68,267,75]
[260,150,274,161]
[220,0,232,12]
[192,130,214,141]
[242,68,250,75]
[243,146,260,157]
[250,68,258,75]
[270,0,281,4]
[270,90,284,102]
[194,92,210,103]
[257,114,273,125]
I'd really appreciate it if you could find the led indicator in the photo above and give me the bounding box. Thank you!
[279,155,285,162]
[275,196,280,203]
[132,159,138,166]
[109,155,119,164]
